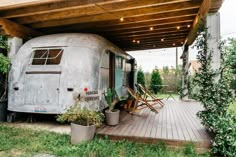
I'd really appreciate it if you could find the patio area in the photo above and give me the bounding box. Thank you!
[97,100,211,150]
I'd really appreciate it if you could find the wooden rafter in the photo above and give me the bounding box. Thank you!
[0,18,42,39]
[23,1,201,28]
[185,0,211,45]
[0,0,224,51]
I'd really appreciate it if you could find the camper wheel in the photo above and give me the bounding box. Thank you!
[7,112,16,123]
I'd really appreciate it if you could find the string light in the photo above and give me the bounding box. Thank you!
[161,38,164,42]
[137,40,140,44]
[132,39,136,43]
[187,24,191,28]
[149,27,153,31]
[181,41,184,44]
[177,26,180,30]
[173,43,176,46]
[120,17,124,22]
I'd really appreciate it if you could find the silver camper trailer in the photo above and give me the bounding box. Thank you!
[8,33,137,118]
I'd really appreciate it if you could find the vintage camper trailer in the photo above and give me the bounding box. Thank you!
[8,33,137,117]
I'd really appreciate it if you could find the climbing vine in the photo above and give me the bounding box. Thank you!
[193,28,236,157]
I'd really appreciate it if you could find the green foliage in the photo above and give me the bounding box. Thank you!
[161,66,181,94]
[0,125,210,157]
[0,53,10,74]
[150,69,162,94]
[137,67,145,87]
[193,28,236,157]
[225,38,236,74]
[225,38,236,93]
[104,88,119,112]
[0,36,9,74]
[57,103,104,127]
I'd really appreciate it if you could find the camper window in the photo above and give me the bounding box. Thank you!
[32,49,63,65]
[115,57,123,69]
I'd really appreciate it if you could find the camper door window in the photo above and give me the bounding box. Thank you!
[31,49,63,65]
[115,56,123,69]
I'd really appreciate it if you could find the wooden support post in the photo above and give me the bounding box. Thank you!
[181,45,189,100]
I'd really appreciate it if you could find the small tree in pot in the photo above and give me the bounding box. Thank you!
[57,103,104,144]
[104,88,120,126]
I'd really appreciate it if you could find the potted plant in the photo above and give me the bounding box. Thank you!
[57,103,104,144]
[0,37,10,122]
[104,88,120,126]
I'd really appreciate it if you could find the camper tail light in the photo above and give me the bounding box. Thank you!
[84,87,88,92]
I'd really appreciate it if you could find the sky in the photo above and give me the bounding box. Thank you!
[127,0,236,73]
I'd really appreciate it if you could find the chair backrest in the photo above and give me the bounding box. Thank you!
[136,83,155,98]
[126,87,138,99]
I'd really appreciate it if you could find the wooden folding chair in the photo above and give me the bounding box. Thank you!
[136,83,165,107]
[126,87,159,114]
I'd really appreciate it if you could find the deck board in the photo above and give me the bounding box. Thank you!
[97,100,211,149]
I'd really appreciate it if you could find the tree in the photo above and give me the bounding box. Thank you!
[150,69,162,94]
[137,67,145,87]
[225,38,236,93]
[225,38,236,74]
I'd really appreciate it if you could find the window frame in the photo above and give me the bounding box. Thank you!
[30,48,64,66]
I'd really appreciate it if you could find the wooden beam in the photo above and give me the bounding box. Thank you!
[119,39,185,47]
[37,8,198,32]
[0,0,63,10]
[40,18,193,35]
[185,0,211,45]
[124,44,182,51]
[113,35,187,44]
[26,1,201,28]
[1,0,190,18]
[0,0,125,18]
[0,18,42,39]
[109,29,189,39]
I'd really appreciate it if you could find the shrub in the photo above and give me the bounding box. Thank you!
[57,103,104,127]
[137,67,145,87]
[150,69,162,94]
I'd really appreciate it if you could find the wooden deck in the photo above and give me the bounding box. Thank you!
[97,100,211,150]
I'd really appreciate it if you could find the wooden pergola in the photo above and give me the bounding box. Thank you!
[0,0,223,51]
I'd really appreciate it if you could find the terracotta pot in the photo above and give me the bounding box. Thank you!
[105,109,120,126]
[71,123,96,144]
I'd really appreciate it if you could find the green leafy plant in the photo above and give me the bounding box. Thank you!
[57,103,104,127]
[104,88,119,112]
[0,53,10,74]
[137,67,146,87]
[193,27,236,157]
[0,36,10,101]
[150,69,162,94]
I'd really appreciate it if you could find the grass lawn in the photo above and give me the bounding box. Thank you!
[0,125,210,157]
[229,100,236,114]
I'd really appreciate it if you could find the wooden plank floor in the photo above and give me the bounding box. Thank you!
[97,100,211,149]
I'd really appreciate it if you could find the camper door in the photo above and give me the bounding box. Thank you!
[24,49,63,112]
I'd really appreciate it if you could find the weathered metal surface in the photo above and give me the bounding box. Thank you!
[8,33,134,114]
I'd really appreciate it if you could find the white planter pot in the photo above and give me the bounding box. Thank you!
[71,123,96,144]
[105,109,120,126]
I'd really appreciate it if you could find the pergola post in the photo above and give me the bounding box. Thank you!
[181,45,189,100]
[206,12,221,72]
[7,37,23,59]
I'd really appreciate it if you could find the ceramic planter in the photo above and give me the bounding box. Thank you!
[105,109,120,126]
[71,123,96,144]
